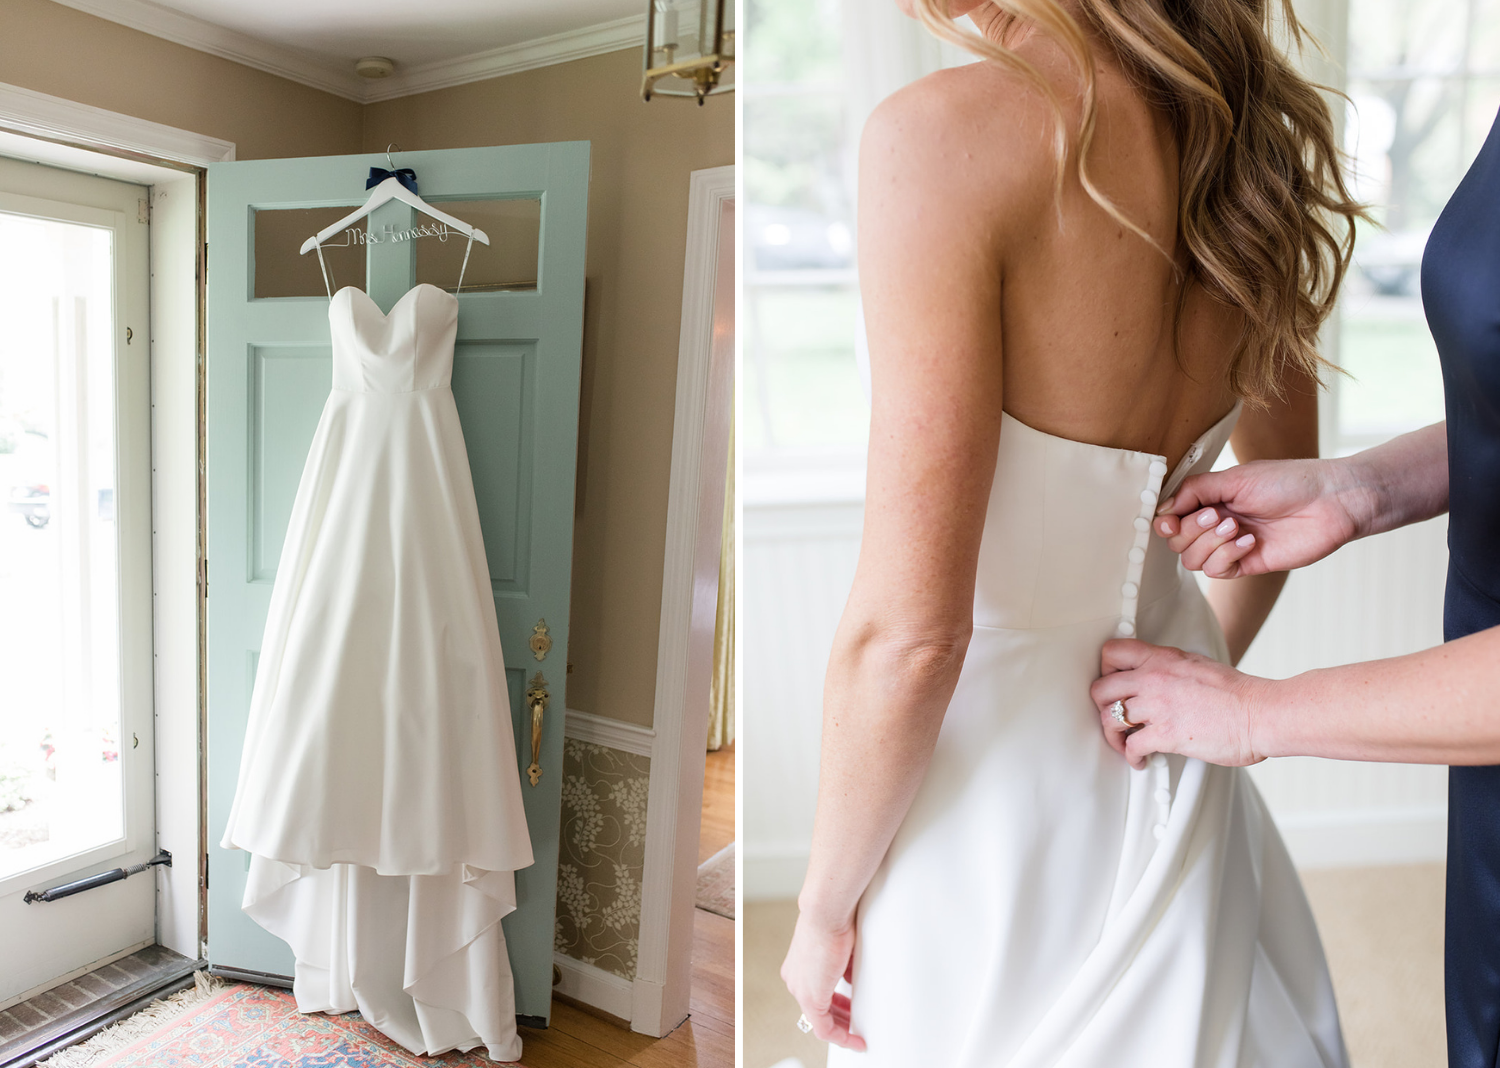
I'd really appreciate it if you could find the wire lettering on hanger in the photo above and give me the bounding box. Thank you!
[329,222,464,247]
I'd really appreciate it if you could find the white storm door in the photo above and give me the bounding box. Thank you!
[0,157,156,1003]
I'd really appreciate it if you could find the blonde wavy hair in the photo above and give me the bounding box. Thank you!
[912,0,1367,403]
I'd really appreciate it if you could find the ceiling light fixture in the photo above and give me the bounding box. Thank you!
[355,57,396,79]
[642,0,733,104]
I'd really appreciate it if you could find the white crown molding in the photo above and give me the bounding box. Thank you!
[363,15,647,103]
[563,707,655,758]
[48,0,645,104]
[48,0,367,101]
[0,80,235,166]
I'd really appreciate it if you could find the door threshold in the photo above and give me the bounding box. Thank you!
[0,946,202,1068]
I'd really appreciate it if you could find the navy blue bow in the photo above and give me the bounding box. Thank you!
[367,166,418,195]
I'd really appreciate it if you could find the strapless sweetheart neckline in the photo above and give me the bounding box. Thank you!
[332,282,457,319]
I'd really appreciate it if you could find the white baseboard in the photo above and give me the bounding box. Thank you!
[745,845,810,903]
[553,953,634,1021]
[746,807,1449,901]
[1276,806,1448,870]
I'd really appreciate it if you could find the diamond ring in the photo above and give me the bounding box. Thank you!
[797,1013,813,1033]
[1110,699,1139,729]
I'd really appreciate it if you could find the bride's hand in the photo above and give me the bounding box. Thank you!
[1091,639,1275,769]
[1153,458,1368,578]
[781,910,866,1052]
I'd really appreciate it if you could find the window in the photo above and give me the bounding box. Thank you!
[743,0,866,471]
[1335,0,1500,451]
[0,211,124,878]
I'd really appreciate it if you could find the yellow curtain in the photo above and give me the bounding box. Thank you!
[707,415,734,751]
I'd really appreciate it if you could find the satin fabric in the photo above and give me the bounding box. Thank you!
[827,407,1347,1068]
[221,282,533,1061]
[1422,104,1500,1068]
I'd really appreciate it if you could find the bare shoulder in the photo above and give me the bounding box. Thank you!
[859,61,1060,219]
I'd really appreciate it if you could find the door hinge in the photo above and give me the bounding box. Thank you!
[200,557,208,598]
[138,198,150,225]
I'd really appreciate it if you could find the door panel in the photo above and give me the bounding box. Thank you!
[0,157,155,1002]
[206,144,589,1021]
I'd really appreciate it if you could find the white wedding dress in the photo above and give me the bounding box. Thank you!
[828,405,1347,1068]
[220,279,533,1062]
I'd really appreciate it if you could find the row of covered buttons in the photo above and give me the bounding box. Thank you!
[1123,458,1172,841]
[1117,460,1168,639]
[1146,446,1207,836]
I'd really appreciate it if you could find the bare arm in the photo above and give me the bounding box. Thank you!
[1197,371,1318,662]
[780,82,1031,1049]
[1092,624,1500,768]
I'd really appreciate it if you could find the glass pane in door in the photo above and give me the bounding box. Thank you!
[0,210,122,880]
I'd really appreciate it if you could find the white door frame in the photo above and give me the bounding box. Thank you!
[0,81,232,965]
[631,164,735,1036]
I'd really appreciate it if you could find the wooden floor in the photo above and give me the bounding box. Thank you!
[525,742,736,1067]
[527,909,734,1067]
[700,742,735,864]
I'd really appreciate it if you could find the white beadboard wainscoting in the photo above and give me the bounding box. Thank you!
[744,492,1452,901]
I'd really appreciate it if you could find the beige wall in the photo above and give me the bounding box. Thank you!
[0,0,361,159]
[363,49,733,728]
[4,2,733,727]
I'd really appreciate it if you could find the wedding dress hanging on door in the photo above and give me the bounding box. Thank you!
[220,244,533,1060]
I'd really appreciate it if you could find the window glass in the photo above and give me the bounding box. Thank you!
[1337,0,1500,449]
[253,207,366,298]
[0,211,123,878]
[744,0,867,459]
[413,198,539,292]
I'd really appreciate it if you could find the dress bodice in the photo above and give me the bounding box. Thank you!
[330,283,456,393]
[973,404,1241,631]
[1422,108,1500,642]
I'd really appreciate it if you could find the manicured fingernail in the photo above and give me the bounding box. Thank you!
[1215,517,1236,536]
[1156,496,1175,514]
[1236,533,1255,547]
[1197,509,1218,528]
[1158,519,1174,535]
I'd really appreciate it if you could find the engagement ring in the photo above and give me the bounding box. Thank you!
[797,1014,813,1033]
[1110,699,1138,729]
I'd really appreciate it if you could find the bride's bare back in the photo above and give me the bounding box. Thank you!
[860,20,1312,475]
[849,11,1317,667]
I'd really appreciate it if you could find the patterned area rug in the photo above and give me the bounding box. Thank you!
[64,981,523,1067]
[697,841,735,919]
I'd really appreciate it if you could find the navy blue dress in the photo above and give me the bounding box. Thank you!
[1421,104,1500,1068]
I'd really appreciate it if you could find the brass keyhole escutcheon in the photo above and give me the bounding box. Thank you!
[529,618,552,661]
[525,672,549,786]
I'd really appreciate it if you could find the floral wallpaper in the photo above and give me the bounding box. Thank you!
[554,737,651,979]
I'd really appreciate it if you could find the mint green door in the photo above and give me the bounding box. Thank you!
[206,143,588,1024]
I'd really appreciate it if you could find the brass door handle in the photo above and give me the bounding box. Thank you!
[525,671,549,786]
